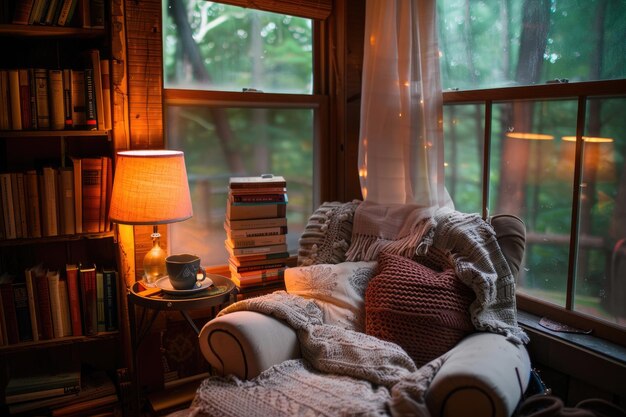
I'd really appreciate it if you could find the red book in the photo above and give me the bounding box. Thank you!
[35,269,55,340]
[66,264,83,336]
[18,69,32,130]
[0,275,19,344]
[79,265,97,336]
[80,158,102,233]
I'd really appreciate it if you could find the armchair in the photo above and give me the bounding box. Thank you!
[197,209,531,417]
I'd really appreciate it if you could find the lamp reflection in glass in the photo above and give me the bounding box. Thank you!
[109,150,192,286]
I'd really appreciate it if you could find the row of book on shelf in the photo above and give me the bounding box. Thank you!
[0,49,111,131]
[0,263,119,347]
[5,0,104,28]
[225,175,290,296]
[0,155,112,240]
[4,368,119,415]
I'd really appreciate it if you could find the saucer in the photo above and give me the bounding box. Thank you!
[155,276,214,295]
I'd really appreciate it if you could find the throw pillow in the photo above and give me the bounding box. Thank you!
[298,200,361,266]
[365,252,475,367]
[285,261,377,332]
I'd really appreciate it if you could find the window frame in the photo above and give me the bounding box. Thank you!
[443,78,626,347]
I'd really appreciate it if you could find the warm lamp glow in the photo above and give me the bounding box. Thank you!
[506,132,554,140]
[562,136,614,143]
[109,150,193,285]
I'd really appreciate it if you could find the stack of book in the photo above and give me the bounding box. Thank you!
[5,370,119,416]
[225,175,290,297]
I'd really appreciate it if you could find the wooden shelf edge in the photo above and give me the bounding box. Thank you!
[0,23,105,38]
[0,231,114,247]
[0,130,111,138]
[0,332,120,354]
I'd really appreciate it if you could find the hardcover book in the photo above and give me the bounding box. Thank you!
[225,217,287,230]
[226,202,287,220]
[35,267,54,340]
[48,69,65,130]
[47,269,64,338]
[102,267,118,331]
[13,282,33,342]
[226,234,286,249]
[8,69,22,130]
[225,242,288,257]
[230,193,288,205]
[34,68,50,129]
[24,265,42,341]
[226,225,287,238]
[0,274,19,344]
[65,264,82,336]
[25,170,42,238]
[229,175,286,189]
[80,158,103,233]
[79,264,97,336]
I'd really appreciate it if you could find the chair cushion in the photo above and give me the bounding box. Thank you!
[365,252,475,367]
[285,261,377,332]
[297,200,361,266]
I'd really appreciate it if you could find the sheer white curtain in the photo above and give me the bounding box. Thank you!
[358,0,449,208]
[346,0,451,261]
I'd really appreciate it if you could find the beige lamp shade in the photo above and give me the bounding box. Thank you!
[109,150,193,225]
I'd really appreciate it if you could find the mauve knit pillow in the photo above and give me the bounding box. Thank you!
[365,252,475,367]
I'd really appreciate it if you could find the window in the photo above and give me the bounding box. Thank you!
[438,0,626,344]
[162,0,324,266]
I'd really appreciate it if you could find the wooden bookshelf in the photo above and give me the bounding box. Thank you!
[0,23,105,38]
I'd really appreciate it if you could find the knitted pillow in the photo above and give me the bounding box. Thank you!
[297,200,361,266]
[285,261,377,332]
[365,252,475,367]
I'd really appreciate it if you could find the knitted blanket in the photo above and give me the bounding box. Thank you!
[188,292,445,417]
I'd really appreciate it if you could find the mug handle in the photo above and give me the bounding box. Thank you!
[196,267,207,282]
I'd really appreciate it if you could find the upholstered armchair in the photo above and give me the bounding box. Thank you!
[196,206,531,417]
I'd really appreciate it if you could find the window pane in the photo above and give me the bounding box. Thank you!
[489,100,578,306]
[443,104,484,214]
[437,0,626,90]
[163,0,313,94]
[165,105,315,266]
[574,97,626,327]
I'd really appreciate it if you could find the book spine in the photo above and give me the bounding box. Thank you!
[58,278,72,337]
[6,384,81,405]
[8,69,22,130]
[226,202,287,220]
[18,69,32,130]
[58,167,75,235]
[0,71,10,130]
[226,217,287,230]
[0,283,19,344]
[103,269,118,331]
[231,193,288,204]
[57,0,76,26]
[71,158,83,234]
[48,69,65,130]
[25,170,42,238]
[65,264,82,336]
[227,234,286,248]
[41,166,59,236]
[80,158,102,233]
[13,283,34,342]
[100,58,112,130]
[79,266,97,335]
[12,173,28,238]
[28,68,38,129]
[70,70,86,129]
[89,0,104,28]
[24,267,41,342]
[88,49,104,130]
[34,68,50,129]
[231,261,287,274]
[35,271,54,340]
[84,68,97,129]
[47,270,64,338]
[227,226,287,238]
[98,157,108,231]
[12,0,36,24]
[0,173,17,239]
[96,270,105,332]
[62,69,73,128]
[227,243,288,256]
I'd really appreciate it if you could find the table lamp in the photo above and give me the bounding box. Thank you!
[109,150,193,286]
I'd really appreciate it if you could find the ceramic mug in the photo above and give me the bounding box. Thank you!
[165,254,207,290]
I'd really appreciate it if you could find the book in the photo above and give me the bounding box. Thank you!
[58,276,72,337]
[79,264,97,335]
[24,265,42,342]
[225,242,288,257]
[58,167,76,235]
[84,67,97,129]
[71,158,82,233]
[0,70,10,130]
[0,274,19,344]
[81,157,102,233]
[5,373,81,404]
[12,0,36,24]
[0,286,6,346]
[25,170,42,238]
[47,269,65,338]
[49,69,65,130]
[57,0,77,26]
[43,0,61,25]
[8,370,114,414]
[225,217,287,230]
[99,156,109,231]
[34,68,50,129]
[226,202,287,220]
[87,49,104,130]
[229,175,287,189]
[226,233,286,249]
[0,173,17,239]
[226,225,288,239]
[51,393,118,416]
[5,370,80,396]
[96,269,105,332]
[11,172,28,238]
[228,251,290,266]
[13,282,34,342]
[18,69,33,130]
[228,259,288,274]
[65,264,82,336]
[62,68,73,128]
[8,69,22,130]
[35,267,55,340]
[41,166,59,237]
[230,186,287,195]
[28,0,48,24]
[70,69,86,129]
[230,193,288,204]
[102,267,118,331]
[100,58,112,130]
[230,272,284,289]
[28,68,38,129]
[89,0,105,28]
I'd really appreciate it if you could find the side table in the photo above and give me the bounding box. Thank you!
[127,274,235,415]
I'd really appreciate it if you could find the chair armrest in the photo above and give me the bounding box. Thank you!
[426,332,531,417]
[198,311,301,379]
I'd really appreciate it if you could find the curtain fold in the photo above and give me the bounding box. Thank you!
[358,0,450,208]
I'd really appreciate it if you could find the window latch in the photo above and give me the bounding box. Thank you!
[546,78,569,84]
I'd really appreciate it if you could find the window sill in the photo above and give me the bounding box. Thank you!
[518,310,626,398]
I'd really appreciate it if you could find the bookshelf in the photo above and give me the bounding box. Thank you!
[0,1,126,415]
